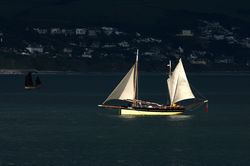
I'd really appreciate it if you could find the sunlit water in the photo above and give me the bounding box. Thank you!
[0,73,249,166]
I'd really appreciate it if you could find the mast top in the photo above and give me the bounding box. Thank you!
[136,49,139,62]
[167,60,172,76]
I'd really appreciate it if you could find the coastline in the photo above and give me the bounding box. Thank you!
[0,69,250,76]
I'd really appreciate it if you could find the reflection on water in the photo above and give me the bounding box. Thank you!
[119,114,194,121]
[119,115,138,120]
[167,115,193,121]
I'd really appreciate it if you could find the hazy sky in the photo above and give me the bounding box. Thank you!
[0,0,249,13]
[0,0,250,27]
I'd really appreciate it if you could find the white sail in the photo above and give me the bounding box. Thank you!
[167,59,195,105]
[103,64,136,103]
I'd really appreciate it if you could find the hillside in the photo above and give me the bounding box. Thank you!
[1,10,250,72]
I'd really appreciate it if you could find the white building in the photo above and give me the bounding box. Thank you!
[26,45,44,54]
[118,41,130,48]
[51,28,61,35]
[62,29,74,36]
[102,27,114,36]
[102,44,116,48]
[63,48,72,53]
[136,38,162,43]
[90,42,100,48]
[190,59,207,65]
[214,35,225,40]
[82,53,92,58]
[241,38,250,48]
[176,30,194,37]
[88,30,97,37]
[33,28,48,34]
[76,28,87,35]
[215,57,234,64]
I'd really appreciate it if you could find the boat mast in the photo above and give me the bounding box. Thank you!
[135,49,139,106]
[168,60,171,76]
[167,60,172,105]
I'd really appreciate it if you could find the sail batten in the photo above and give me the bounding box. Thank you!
[103,64,136,103]
[167,59,195,105]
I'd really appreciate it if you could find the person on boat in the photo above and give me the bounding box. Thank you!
[138,101,142,107]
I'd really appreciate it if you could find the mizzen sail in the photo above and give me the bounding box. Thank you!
[167,59,195,105]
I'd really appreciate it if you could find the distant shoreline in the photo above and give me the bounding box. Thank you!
[0,69,76,75]
[0,69,250,76]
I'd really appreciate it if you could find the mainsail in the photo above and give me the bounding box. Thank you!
[167,59,195,105]
[103,64,136,103]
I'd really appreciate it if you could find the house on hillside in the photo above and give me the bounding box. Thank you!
[90,42,100,48]
[63,48,72,54]
[176,30,194,37]
[88,29,99,37]
[102,27,114,36]
[102,44,117,48]
[26,45,44,54]
[61,29,74,36]
[118,41,130,48]
[51,28,61,35]
[76,28,87,35]
[213,34,224,40]
[189,59,207,65]
[240,37,250,48]
[215,56,234,64]
[33,28,48,34]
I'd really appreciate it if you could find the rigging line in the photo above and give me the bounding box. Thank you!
[136,49,139,102]
[185,101,204,111]
[190,83,206,100]
[166,64,171,105]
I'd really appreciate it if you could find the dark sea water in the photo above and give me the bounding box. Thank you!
[0,73,249,166]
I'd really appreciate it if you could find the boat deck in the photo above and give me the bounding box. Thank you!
[98,104,185,112]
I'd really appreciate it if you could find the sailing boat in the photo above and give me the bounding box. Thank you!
[98,50,208,115]
[24,72,42,89]
[35,76,42,88]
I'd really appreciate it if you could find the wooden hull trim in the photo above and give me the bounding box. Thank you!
[98,104,185,116]
[120,108,183,115]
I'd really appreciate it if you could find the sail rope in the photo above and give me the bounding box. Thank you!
[190,83,207,101]
[185,100,205,111]
[186,82,208,112]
